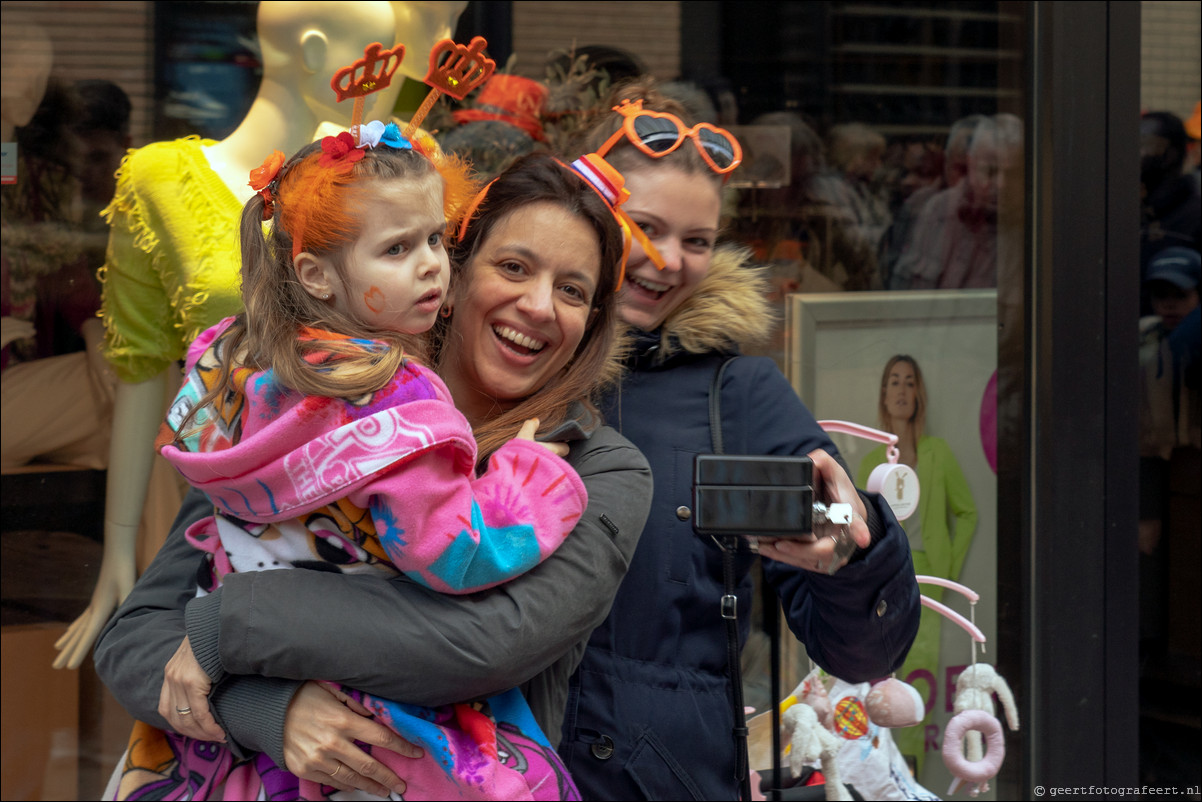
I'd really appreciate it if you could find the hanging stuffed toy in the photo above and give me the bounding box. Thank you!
[904,575,1019,798]
[865,677,925,729]
[944,663,1020,797]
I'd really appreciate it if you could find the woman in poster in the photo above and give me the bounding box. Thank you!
[857,353,978,774]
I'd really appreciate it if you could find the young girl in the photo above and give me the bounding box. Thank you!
[114,125,586,801]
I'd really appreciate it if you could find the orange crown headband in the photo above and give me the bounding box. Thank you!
[330,41,406,145]
[403,36,496,141]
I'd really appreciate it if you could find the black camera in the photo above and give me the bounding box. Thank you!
[692,454,816,540]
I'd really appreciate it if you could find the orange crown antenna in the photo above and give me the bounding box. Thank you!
[330,42,406,144]
[402,36,496,140]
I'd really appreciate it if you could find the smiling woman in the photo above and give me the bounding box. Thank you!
[614,167,721,332]
[95,134,627,801]
[552,80,922,800]
[435,152,627,457]
[438,202,602,422]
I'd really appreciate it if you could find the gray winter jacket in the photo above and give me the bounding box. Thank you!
[94,407,652,768]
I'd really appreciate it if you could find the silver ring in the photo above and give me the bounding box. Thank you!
[330,764,345,781]
[176,706,193,715]
[828,532,839,547]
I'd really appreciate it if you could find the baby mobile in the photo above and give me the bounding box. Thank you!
[747,422,1018,800]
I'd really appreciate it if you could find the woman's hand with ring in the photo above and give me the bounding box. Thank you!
[283,681,422,797]
[159,636,226,742]
[757,532,849,575]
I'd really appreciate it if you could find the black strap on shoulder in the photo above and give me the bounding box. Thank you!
[709,356,737,455]
[709,356,753,801]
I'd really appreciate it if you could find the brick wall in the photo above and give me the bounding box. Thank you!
[1141,0,1202,119]
[510,0,681,81]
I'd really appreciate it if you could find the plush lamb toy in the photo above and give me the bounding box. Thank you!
[944,663,1020,796]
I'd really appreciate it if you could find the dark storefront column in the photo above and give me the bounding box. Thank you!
[1000,0,1140,793]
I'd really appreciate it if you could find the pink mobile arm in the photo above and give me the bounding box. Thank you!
[915,574,980,603]
[920,595,987,643]
[818,419,900,464]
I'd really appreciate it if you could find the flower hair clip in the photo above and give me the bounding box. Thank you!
[319,131,366,169]
[330,41,406,145]
[248,150,286,220]
[358,120,413,151]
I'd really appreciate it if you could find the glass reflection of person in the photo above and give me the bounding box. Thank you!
[856,354,978,775]
[0,42,118,473]
[893,113,1023,291]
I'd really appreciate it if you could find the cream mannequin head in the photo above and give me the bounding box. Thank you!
[1,20,54,141]
[206,1,403,200]
[255,0,402,127]
[392,1,468,81]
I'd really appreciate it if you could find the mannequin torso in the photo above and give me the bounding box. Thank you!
[53,0,412,669]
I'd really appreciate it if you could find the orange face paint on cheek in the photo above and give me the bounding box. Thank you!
[364,286,386,313]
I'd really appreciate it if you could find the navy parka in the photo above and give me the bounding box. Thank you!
[558,249,920,800]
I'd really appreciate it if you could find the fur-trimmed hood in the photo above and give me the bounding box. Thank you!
[646,244,775,360]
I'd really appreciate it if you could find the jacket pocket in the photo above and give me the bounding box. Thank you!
[627,728,706,801]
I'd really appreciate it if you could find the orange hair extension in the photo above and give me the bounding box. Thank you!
[278,150,359,259]
[429,147,478,236]
[275,134,476,260]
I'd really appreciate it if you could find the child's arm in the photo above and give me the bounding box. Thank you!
[349,412,588,595]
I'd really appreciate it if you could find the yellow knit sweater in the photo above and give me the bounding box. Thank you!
[99,137,244,383]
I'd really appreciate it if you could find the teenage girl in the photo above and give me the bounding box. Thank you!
[112,124,585,801]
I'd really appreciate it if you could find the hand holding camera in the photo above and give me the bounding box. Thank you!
[693,448,870,575]
[757,449,870,575]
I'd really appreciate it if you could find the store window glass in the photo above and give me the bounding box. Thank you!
[15,1,1189,799]
[708,3,1024,798]
[153,2,260,141]
[1136,0,1201,790]
[3,2,295,799]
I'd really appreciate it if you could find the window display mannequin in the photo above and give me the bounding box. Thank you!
[51,0,412,670]
[387,1,468,118]
[393,1,467,83]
